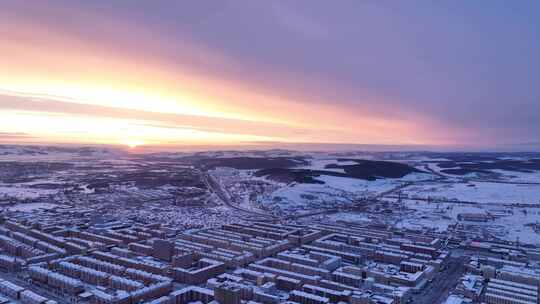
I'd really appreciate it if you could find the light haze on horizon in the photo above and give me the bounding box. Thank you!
[0,1,539,151]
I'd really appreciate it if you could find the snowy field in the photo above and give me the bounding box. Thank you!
[491,170,540,183]
[267,175,405,212]
[316,175,399,193]
[0,185,59,199]
[265,170,437,213]
[326,211,371,223]
[296,158,359,173]
[403,181,540,205]
[269,183,353,212]
[6,202,61,212]
[398,198,540,245]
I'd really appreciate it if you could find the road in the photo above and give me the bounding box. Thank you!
[203,172,276,221]
[413,256,467,304]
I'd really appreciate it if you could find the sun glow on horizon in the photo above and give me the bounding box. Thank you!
[123,140,145,149]
[0,8,459,148]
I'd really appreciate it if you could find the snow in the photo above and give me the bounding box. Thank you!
[269,183,351,213]
[443,295,469,304]
[403,181,540,205]
[0,185,58,199]
[2,147,540,246]
[391,197,540,245]
[491,169,540,183]
[394,199,483,232]
[7,202,59,212]
[266,174,406,213]
[80,184,95,194]
[296,158,356,173]
[326,212,371,223]
[423,162,451,175]
[263,173,423,215]
[496,210,540,244]
[396,172,436,182]
[316,175,397,193]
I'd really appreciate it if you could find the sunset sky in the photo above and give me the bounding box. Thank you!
[1,1,539,150]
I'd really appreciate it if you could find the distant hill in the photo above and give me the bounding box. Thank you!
[256,159,422,183]
[193,157,308,170]
[326,159,423,179]
[0,145,123,160]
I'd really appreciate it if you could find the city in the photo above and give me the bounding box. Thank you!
[0,146,539,304]
[1,1,540,304]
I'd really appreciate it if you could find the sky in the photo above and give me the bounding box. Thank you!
[1,1,539,151]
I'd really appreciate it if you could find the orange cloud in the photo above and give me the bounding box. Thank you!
[0,5,457,148]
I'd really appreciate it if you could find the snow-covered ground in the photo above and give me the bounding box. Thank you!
[269,183,343,212]
[443,294,471,304]
[0,185,59,199]
[2,146,540,244]
[316,175,398,193]
[326,212,371,223]
[490,169,540,183]
[6,202,60,212]
[403,181,540,205]
[398,198,540,244]
[296,158,358,173]
[266,175,406,214]
[265,171,437,213]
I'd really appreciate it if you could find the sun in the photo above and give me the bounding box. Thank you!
[123,140,144,149]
